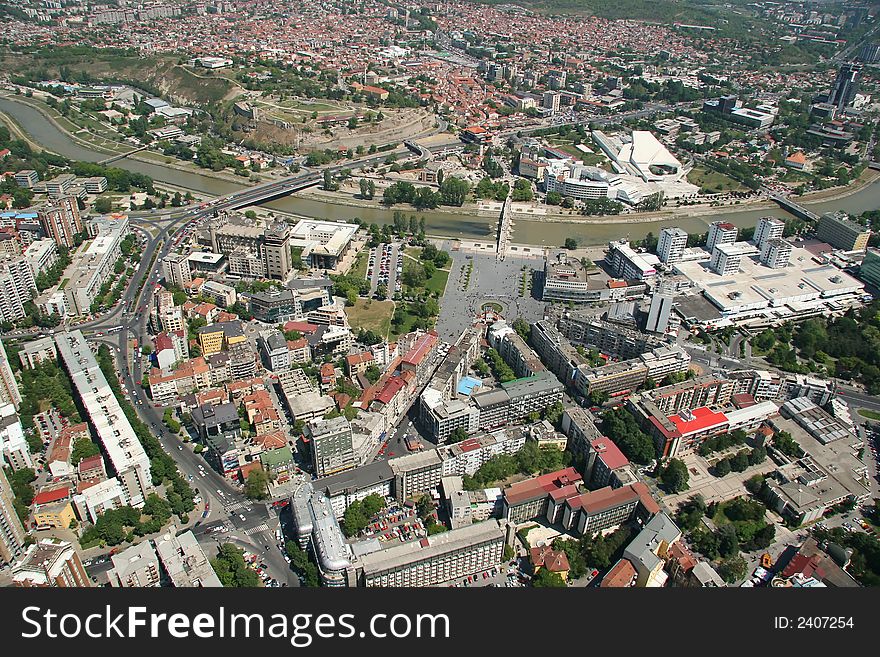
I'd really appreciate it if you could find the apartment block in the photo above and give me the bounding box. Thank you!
[816,211,870,252]
[55,331,153,507]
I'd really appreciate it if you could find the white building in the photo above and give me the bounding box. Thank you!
[710,242,759,275]
[593,130,685,182]
[55,331,153,507]
[63,216,129,315]
[24,239,59,278]
[754,217,785,249]
[607,240,659,280]
[706,221,738,251]
[760,238,792,269]
[74,477,127,523]
[154,529,223,587]
[0,405,32,471]
[657,227,688,264]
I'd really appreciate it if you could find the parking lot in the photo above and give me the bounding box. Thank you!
[367,242,401,296]
[350,500,427,545]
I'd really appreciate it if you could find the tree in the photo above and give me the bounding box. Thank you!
[718,555,748,584]
[70,436,100,465]
[675,495,707,532]
[244,468,270,500]
[416,494,434,521]
[511,178,534,202]
[211,544,262,587]
[342,500,369,537]
[438,176,469,207]
[563,237,578,250]
[660,458,689,493]
[714,458,732,477]
[512,317,531,341]
[94,197,112,213]
[717,524,740,558]
[285,540,320,587]
[447,427,468,444]
[730,450,750,473]
[532,569,566,587]
[543,401,564,427]
[361,493,385,518]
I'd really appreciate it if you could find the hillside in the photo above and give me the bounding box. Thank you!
[0,46,237,108]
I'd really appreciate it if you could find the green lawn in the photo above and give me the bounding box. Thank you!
[858,409,880,421]
[424,268,449,296]
[687,165,745,193]
[346,299,394,338]
[350,249,369,280]
[402,247,450,296]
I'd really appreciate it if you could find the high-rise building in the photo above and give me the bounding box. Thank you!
[706,221,738,251]
[306,416,356,478]
[816,211,870,252]
[38,196,83,248]
[0,466,27,565]
[0,273,26,323]
[12,538,91,587]
[828,63,862,112]
[154,530,222,587]
[0,339,22,409]
[108,541,162,587]
[263,226,292,280]
[1,257,37,311]
[542,91,561,114]
[760,238,792,269]
[859,248,880,288]
[645,293,674,334]
[709,242,758,275]
[753,216,785,249]
[162,252,193,288]
[657,227,688,264]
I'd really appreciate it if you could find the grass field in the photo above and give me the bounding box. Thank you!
[858,409,880,421]
[687,166,745,194]
[346,299,394,338]
[351,250,369,280]
[425,268,449,296]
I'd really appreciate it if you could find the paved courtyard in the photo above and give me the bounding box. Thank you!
[433,240,546,341]
[661,451,778,511]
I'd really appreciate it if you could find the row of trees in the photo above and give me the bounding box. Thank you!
[341,493,387,537]
[600,408,658,465]
[381,177,470,209]
[285,540,320,587]
[485,347,515,383]
[713,447,766,477]
[96,345,196,519]
[698,429,747,457]
[463,441,569,489]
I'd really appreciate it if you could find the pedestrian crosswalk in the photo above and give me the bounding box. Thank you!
[225,501,251,513]
[243,523,269,536]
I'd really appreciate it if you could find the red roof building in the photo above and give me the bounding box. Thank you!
[530,545,571,576]
[600,559,637,587]
[668,407,729,438]
[32,486,71,507]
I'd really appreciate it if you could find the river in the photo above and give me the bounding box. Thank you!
[3,95,880,246]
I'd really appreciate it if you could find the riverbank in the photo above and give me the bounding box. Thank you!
[298,167,878,231]
[0,92,257,186]
[5,89,880,248]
